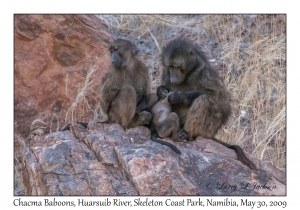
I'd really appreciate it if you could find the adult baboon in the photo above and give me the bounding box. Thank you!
[99,38,152,128]
[157,37,256,169]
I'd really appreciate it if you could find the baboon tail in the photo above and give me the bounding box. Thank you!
[210,137,257,170]
[151,129,181,154]
[229,145,257,170]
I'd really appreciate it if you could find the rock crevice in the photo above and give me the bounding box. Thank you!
[22,122,286,196]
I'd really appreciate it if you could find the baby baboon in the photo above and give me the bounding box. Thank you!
[158,37,256,169]
[135,91,183,154]
[151,94,184,142]
[150,93,188,154]
[100,38,152,128]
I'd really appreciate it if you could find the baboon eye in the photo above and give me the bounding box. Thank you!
[180,69,184,73]
[114,46,118,51]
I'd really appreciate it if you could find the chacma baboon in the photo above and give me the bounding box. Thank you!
[136,91,185,154]
[151,92,190,154]
[62,39,152,131]
[99,38,152,128]
[157,37,256,169]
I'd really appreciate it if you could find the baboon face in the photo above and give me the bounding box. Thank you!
[162,40,199,85]
[109,39,139,69]
[164,51,198,85]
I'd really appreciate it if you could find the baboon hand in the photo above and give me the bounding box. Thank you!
[98,112,109,123]
[168,92,183,104]
[178,129,189,141]
[157,86,169,99]
[138,111,153,125]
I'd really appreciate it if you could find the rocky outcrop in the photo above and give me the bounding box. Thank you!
[22,122,286,196]
[14,14,113,138]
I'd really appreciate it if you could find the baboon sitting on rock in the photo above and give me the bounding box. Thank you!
[157,37,256,169]
[99,38,153,128]
[62,39,153,131]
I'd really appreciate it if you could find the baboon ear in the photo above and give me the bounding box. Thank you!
[189,50,194,55]
[132,47,139,55]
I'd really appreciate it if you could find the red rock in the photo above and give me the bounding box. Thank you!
[21,122,286,196]
[14,14,113,137]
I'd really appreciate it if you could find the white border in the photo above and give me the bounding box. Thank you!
[3,0,296,209]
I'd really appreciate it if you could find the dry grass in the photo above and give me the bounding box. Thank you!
[204,15,286,168]
[64,65,103,124]
[96,14,286,168]
[14,133,26,195]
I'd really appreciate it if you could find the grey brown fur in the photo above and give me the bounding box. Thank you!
[100,38,152,128]
[135,91,182,154]
[151,95,187,143]
[157,38,256,169]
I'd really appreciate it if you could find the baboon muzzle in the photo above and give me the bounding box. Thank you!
[170,72,183,85]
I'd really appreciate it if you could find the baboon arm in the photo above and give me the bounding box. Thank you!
[168,91,202,106]
[101,88,120,102]
[147,93,159,108]
[157,86,169,99]
[136,93,158,113]
[99,87,120,114]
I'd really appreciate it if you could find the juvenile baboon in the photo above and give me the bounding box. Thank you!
[99,38,152,128]
[62,39,152,131]
[157,38,256,169]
